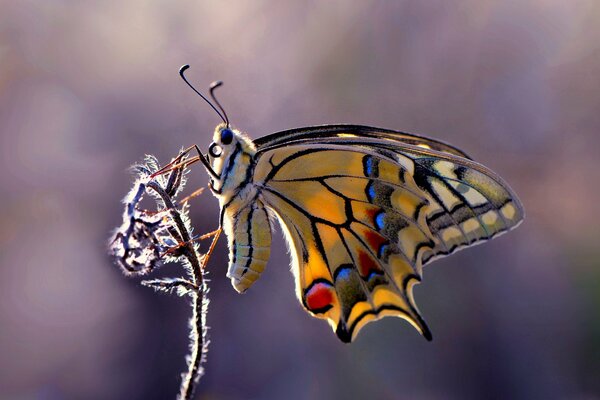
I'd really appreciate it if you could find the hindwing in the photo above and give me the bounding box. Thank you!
[252,126,523,342]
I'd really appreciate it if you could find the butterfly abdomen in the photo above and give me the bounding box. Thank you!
[224,198,272,293]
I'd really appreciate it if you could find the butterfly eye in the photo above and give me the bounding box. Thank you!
[220,128,233,145]
[209,143,222,158]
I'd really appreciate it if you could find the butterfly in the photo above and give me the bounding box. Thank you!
[172,65,524,342]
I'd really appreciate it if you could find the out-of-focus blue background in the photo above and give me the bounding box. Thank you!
[1,1,599,399]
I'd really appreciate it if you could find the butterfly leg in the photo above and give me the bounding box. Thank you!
[160,229,221,259]
[150,145,198,178]
[151,145,219,180]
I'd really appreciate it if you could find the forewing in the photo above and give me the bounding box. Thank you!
[254,124,472,159]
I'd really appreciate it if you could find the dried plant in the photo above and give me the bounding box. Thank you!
[109,151,220,400]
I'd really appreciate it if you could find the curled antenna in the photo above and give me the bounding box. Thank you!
[179,65,226,125]
[209,81,229,128]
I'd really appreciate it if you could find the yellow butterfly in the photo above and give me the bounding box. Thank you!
[176,65,524,342]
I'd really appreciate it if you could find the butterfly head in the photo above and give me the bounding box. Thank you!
[208,124,234,157]
[205,123,256,195]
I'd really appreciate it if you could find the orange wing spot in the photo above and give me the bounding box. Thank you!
[305,282,335,312]
[357,249,382,278]
[268,180,347,224]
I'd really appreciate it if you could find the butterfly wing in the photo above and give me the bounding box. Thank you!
[254,124,472,159]
[252,126,523,342]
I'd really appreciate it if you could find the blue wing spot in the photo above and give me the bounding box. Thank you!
[365,156,374,176]
[366,270,384,281]
[377,243,389,259]
[334,265,352,282]
[366,181,376,201]
[375,210,386,230]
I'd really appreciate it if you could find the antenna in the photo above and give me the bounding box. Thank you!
[209,81,229,128]
[179,65,226,124]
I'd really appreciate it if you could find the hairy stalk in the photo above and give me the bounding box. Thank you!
[110,154,219,400]
[146,181,212,399]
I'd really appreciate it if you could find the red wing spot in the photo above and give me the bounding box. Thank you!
[357,250,382,278]
[305,282,334,312]
[364,230,387,250]
[364,206,380,221]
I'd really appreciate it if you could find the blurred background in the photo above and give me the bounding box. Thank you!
[1,1,599,399]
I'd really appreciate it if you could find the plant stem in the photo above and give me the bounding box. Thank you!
[147,181,207,400]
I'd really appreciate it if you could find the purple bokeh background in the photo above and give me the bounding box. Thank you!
[1,1,599,399]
